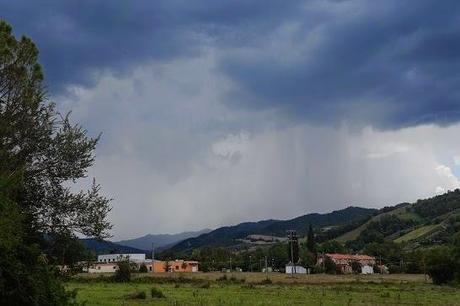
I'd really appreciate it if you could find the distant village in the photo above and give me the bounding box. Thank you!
[83,251,387,275]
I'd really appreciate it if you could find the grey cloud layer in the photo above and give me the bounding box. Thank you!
[63,62,460,239]
[3,1,460,238]
[3,0,460,127]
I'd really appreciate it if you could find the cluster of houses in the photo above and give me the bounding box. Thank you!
[287,253,386,275]
[84,252,383,275]
[85,253,199,273]
[317,253,383,274]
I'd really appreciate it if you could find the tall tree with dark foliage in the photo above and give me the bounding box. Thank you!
[0,20,111,304]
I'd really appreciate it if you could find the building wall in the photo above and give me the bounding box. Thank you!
[87,257,198,273]
[285,265,307,274]
[167,260,199,272]
[152,260,167,272]
[88,263,118,273]
[97,253,145,263]
[361,265,374,274]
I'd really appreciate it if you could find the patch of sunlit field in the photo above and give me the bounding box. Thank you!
[67,273,460,305]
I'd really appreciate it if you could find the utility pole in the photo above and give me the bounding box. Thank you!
[151,243,155,273]
[379,255,382,275]
[229,257,232,272]
[265,256,268,278]
[249,255,252,272]
[322,253,325,272]
[287,230,297,276]
[423,256,427,283]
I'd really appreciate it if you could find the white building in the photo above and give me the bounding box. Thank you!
[285,264,308,274]
[97,253,145,263]
[361,265,374,274]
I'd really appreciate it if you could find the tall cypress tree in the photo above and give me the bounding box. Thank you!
[307,224,316,254]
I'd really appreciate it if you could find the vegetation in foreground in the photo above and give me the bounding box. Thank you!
[67,274,460,306]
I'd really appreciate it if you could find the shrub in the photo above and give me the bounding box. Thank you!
[324,257,337,274]
[259,278,272,285]
[127,291,146,299]
[151,287,166,298]
[114,261,131,282]
[351,261,361,274]
[242,283,255,289]
[426,246,455,285]
[198,281,211,289]
[138,263,148,273]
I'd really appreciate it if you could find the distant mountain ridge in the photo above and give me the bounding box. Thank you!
[171,206,377,252]
[115,229,212,251]
[80,238,148,255]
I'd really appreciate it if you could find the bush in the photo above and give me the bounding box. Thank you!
[242,283,255,289]
[114,261,131,282]
[138,263,148,273]
[198,281,211,289]
[127,291,146,299]
[351,261,361,274]
[426,247,456,285]
[151,287,166,298]
[324,257,337,274]
[259,278,273,285]
[388,264,402,274]
[0,198,76,305]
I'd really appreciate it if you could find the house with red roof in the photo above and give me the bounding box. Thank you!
[318,253,376,274]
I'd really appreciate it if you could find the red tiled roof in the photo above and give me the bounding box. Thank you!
[325,253,375,261]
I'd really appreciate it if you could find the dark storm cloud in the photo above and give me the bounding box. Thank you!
[219,0,460,127]
[2,0,460,127]
[0,0,303,93]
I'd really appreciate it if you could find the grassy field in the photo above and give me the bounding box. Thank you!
[67,273,460,305]
[394,224,438,243]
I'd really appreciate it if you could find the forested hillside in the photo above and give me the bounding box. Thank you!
[171,207,377,251]
[166,190,460,256]
[334,189,460,255]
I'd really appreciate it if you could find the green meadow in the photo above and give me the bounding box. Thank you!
[67,273,460,306]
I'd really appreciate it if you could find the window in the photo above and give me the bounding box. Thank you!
[175,266,180,270]
[149,267,152,271]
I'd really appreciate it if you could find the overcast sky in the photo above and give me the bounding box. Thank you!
[3,1,460,240]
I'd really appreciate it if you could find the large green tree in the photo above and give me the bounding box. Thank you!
[0,20,111,239]
[0,20,111,304]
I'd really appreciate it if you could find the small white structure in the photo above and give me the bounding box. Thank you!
[285,264,307,274]
[97,253,145,263]
[361,265,374,274]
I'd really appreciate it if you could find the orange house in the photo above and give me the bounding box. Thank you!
[150,260,199,273]
[168,260,199,272]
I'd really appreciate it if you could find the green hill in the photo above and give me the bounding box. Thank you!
[166,189,460,254]
[170,206,377,252]
[336,189,460,251]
